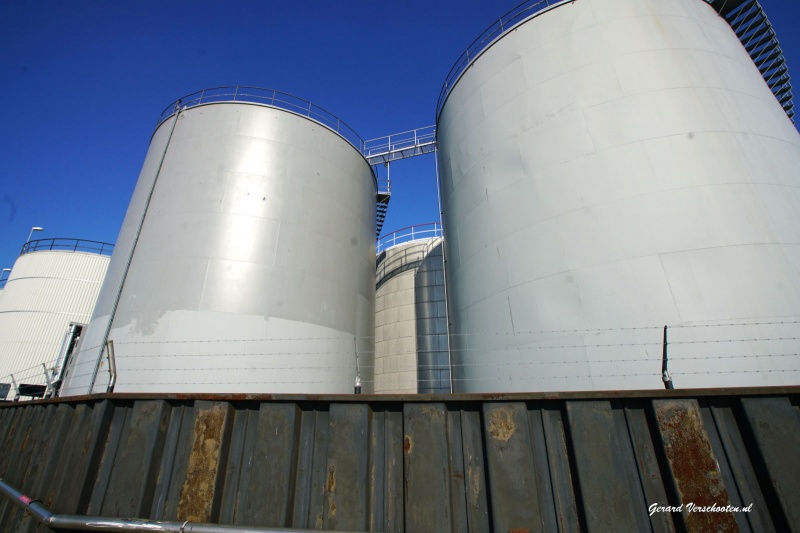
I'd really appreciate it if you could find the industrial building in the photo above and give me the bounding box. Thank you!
[1,0,800,529]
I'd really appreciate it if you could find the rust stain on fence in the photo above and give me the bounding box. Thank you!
[403,435,412,454]
[487,406,515,442]
[655,400,738,532]
[327,465,336,493]
[177,403,227,522]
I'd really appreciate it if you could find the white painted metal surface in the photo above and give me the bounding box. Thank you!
[63,101,376,395]
[438,0,800,392]
[375,240,426,394]
[0,251,109,398]
[374,236,449,394]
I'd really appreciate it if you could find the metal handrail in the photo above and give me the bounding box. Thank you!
[20,238,115,257]
[0,478,362,533]
[436,0,563,120]
[436,0,795,124]
[376,222,442,253]
[157,86,366,154]
[364,126,436,160]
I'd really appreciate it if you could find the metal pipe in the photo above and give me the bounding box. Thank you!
[10,375,19,401]
[0,478,360,533]
[41,363,52,390]
[87,104,182,394]
[0,478,55,524]
[433,145,454,394]
[53,324,81,389]
[106,340,117,393]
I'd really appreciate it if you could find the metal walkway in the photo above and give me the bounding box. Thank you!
[364,126,436,166]
[367,126,437,236]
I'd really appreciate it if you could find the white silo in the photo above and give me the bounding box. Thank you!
[62,88,376,395]
[374,224,449,393]
[437,0,800,392]
[0,239,111,399]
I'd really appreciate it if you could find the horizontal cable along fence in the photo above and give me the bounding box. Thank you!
[2,319,799,399]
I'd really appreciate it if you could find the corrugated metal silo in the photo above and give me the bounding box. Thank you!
[437,0,800,392]
[62,88,376,395]
[0,240,111,399]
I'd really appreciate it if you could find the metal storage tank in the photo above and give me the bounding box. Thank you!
[0,239,111,400]
[437,0,800,392]
[62,87,376,395]
[374,224,449,393]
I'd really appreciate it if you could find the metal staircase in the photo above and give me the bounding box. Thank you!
[709,0,794,122]
[376,190,391,237]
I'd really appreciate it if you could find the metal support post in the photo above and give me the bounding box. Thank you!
[662,325,674,389]
[353,337,362,395]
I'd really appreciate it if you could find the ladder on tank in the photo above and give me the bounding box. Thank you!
[364,125,437,235]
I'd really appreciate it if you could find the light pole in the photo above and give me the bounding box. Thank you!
[26,226,44,244]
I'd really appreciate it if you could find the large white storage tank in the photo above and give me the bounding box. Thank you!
[62,88,376,395]
[0,239,111,399]
[437,0,800,392]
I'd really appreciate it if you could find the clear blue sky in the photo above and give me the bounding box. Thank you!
[1,0,798,270]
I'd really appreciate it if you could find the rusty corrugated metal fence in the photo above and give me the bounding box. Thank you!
[0,389,798,532]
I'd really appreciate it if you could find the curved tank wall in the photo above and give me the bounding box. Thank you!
[437,0,800,392]
[63,101,376,395]
[374,235,449,394]
[0,249,109,399]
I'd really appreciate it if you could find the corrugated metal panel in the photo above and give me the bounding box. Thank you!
[0,388,798,532]
[0,251,110,395]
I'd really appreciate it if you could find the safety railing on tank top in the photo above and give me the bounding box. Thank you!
[376,222,443,254]
[157,86,366,155]
[436,0,564,120]
[20,238,115,257]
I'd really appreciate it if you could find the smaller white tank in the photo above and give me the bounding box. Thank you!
[0,239,112,400]
[374,224,449,394]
